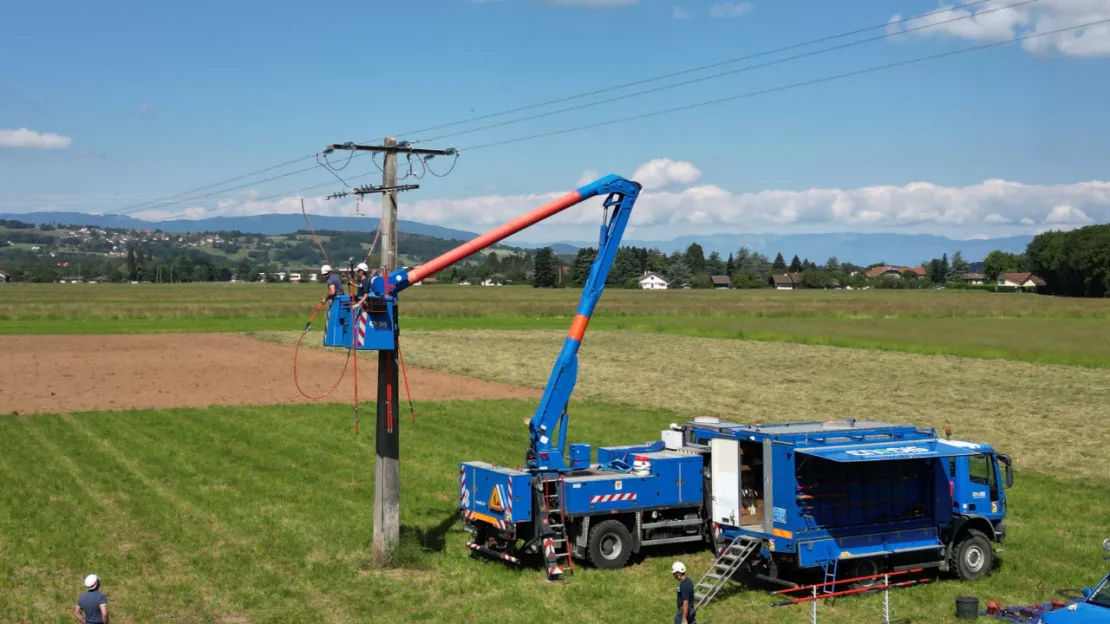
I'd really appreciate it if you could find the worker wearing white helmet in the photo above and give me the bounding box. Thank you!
[74,573,109,624]
[352,262,378,312]
[672,561,697,624]
[319,264,344,305]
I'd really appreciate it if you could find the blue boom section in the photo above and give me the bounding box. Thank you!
[525,177,641,474]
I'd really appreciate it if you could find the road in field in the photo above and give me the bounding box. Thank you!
[0,334,538,415]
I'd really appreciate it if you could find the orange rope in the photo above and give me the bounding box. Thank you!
[292,302,352,400]
[302,198,331,267]
[397,340,416,423]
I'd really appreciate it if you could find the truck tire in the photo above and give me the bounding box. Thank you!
[844,558,884,589]
[588,520,633,569]
[952,529,992,581]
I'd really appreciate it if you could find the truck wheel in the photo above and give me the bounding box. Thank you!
[953,530,992,580]
[588,520,633,569]
[844,558,884,589]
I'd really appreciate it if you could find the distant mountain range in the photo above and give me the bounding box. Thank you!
[529,232,1033,266]
[3,212,1032,265]
[0,211,479,243]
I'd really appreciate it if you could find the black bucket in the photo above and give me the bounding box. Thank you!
[955,596,979,620]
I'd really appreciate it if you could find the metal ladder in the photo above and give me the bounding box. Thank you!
[540,479,573,580]
[694,535,762,610]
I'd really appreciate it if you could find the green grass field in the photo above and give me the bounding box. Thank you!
[3,401,1108,624]
[4,283,1110,366]
[4,284,1110,622]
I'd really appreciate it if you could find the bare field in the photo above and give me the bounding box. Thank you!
[0,334,538,415]
[332,329,1109,481]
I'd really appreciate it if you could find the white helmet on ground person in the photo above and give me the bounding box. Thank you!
[356,262,369,273]
[672,561,686,575]
[321,264,332,274]
[84,574,99,589]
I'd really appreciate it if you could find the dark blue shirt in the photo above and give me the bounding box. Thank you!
[676,577,695,616]
[355,277,373,300]
[325,273,344,297]
[77,590,107,623]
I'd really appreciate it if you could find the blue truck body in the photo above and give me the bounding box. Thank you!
[1036,540,1110,623]
[461,416,1013,586]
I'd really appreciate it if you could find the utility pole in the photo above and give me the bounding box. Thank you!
[322,138,456,562]
[374,136,401,564]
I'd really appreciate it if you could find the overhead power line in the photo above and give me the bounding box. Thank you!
[399,0,1005,140]
[104,0,1011,215]
[243,17,1106,205]
[460,17,1109,152]
[421,0,1040,143]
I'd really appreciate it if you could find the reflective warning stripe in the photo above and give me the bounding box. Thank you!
[355,310,367,347]
[459,466,469,508]
[590,493,637,503]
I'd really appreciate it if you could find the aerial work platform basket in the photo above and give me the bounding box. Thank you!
[322,294,396,351]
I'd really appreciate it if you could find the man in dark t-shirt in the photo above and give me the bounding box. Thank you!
[672,561,696,624]
[320,264,345,305]
[73,574,108,624]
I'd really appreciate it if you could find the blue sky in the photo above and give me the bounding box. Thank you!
[1,0,1108,242]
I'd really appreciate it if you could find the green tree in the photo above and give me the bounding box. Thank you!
[683,243,706,273]
[667,259,692,287]
[983,250,1024,282]
[824,256,840,273]
[950,250,970,277]
[789,255,803,272]
[570,247,596,286]
[705,251,725,276]
[532,247,558,288]
[612,247,644,284]
[726,253,735,277]
[772,252,787,271]
[236,259,253,282]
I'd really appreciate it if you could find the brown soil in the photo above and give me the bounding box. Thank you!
[0,334,539,415]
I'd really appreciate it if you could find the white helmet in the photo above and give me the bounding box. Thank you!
[320,264,332,274]
[356,262,369,273]
[84,574,99,589]
[671,561,686,575]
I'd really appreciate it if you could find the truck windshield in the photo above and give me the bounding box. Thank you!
[1089,577,1110,608]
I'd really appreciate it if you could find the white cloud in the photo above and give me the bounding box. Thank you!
[0,128,72,149]
[888,0,1110,57]
[1044,204,1094,224]
[672,6,690,19]
[123,165,1110,243]
[577,169,600,186]
[632,158,701,189]
[709,1,752,19]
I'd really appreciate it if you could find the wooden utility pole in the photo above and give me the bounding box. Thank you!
[374,136,401,562]
[321,138,457,562]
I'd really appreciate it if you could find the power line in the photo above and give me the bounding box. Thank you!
[459,18,1109,151]
[222,17,1106,206]
[420,0,1040,143]
[100,0,1010,214]
[399,0,1005,140]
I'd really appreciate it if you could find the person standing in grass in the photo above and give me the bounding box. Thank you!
[672,561,697,624]
[73,574,108,624]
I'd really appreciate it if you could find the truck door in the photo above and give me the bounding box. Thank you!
[710,438,742,527]
[955,453,999,515]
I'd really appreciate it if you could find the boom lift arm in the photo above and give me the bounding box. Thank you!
[357,174,641,473]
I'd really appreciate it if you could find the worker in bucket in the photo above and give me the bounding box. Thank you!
[351,262,378,312]
[319,264,344,305]
[73,573,109,624]
[672,561,697,624]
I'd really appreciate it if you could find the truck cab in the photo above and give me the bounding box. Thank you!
[943,443,1014,579]
[1037,539,1110,623]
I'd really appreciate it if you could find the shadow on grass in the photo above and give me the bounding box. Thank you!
[358,510,462,571]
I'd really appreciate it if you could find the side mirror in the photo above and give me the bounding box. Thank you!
[1000,454,1014,489]
[1083,587,1093,598]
